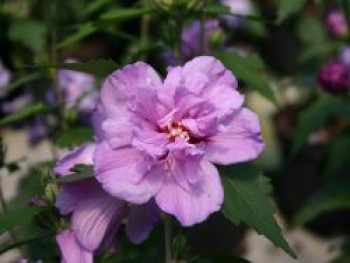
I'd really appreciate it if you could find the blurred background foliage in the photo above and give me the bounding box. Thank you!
[0,0,350,262]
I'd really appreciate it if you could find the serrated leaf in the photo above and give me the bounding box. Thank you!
[56,164,94,183]
[221,164,296,258]
[8,19,47,52]
[55,127,93,148]
[0,103,51,126]
[0,206,44,236]
[276,0,308,24]
[292,95,350,155]
[46,59,118,78]
[293,179,350,225]
[215,51,277,104]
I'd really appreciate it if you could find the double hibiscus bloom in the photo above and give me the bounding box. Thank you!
[55,56,264,261]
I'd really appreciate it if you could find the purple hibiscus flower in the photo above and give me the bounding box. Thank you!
[93,56,264,226]
[327,10,348,37]
[55,143,159,261]
[221,0,253,27]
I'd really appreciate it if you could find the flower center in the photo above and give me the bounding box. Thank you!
[167,122,190,142]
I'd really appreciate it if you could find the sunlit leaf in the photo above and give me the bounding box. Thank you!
[221,164,296,258]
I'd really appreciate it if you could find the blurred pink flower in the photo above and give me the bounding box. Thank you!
[327,10,348,37]
[93,56,264,226]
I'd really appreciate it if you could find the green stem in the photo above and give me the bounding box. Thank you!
[165,217,172,263]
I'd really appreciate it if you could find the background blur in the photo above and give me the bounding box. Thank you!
[1,0,350,262]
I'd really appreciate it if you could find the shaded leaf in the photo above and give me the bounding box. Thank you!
[0,233,54,255]
[325,134,350,175]
[215,51,276,104]
[7,72,43,93]
[296,15,327,45]
[276,0,308,24]
[0,206,44,236]
[58,22,98,48]
[194,254,251,263]
[294,179,350,225]
[221,164,296,258]
[292,95,350,155]
[99,8,151,22]
[55,127,93,148]
[0,103,52,126]
[8,19,47,53]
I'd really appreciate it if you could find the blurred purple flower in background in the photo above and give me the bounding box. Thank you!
[339,45,350,66]
[2,91,33,114]
[93,56,264,226]
[317,60,350,93]
[0,60,11,97]
[48,59,98,113]
[164,20,222,65]
[327,10,348,37]
[55,143,160,259]
[221,0,253,27]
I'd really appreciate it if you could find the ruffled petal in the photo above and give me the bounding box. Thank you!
[206,108,265,165]
[94,142,165,204]
[155,160,223,226]
[56,229,93,263]
[54,143,95,176]
[126,200,160,244]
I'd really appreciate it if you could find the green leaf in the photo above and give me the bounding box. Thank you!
[296,15,327,45]
[0,103,51,126]
[325,134,350,175]
[56,164,94,183]
[8,19,47,53]
[99,8,151,22]
[46,59,118,78]
[203,4,231,15]
[292,95,350,155]
[58,22,98,48]
[82,0,112,17]
[0,206,44,236]
[221,164,296,258]
[6,72,43,93]
[0,233,54,254]
[276,0,308,24]
[299,41,341,63]
[55,127,93,148]
[194,254,251,263]
[293,179,350,225]
[215,51,277,104]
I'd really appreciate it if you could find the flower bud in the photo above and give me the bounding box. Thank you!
[317,60,350,93]
[327,10,348,37]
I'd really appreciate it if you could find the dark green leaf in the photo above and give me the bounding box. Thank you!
[203,4,231,15]
[299,41,341,63]
[46,59,118,78]
[99,8,151,22]
[0,233,54,254]
[58,22,98,48]
[56,165,94,183]
[221,164,296,258]
[294,179,350,225]
[8,19,47,53]
[6,72,43,93]
[55,127,93,148]
[0,206,44,236]
[292,95,350,155]
[325,134,350,175]
[297,15,327,45]
[0,103,52,126]
[276,0,308,24]
[215,51,277,104]
[82,0,112,17]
